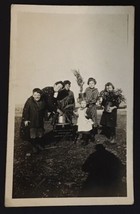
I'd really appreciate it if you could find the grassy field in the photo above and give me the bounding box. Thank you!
[13,110,127,198]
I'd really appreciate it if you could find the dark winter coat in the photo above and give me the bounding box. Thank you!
[57,89,75,111]
[57,89,75,123]
[20,96,46,140]
[100,92,120,128]
[42,87,58,112]
[100,109,117,127]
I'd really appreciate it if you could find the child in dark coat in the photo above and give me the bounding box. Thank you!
[20,88,46,153]
[100,82,122,143]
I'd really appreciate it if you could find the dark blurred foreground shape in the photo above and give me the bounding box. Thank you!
[80,144,126,197]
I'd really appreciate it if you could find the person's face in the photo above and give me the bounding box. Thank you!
[54,83,63,92]
[108,85,113,92]
[89,80,95,89]
[33,92,41,101]
[65,84,70,90]
[105,85,109,92]
[81,100,87,108]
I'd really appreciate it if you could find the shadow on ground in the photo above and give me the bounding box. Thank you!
[13,113,127,198]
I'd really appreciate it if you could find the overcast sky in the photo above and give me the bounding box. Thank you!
[10,6,133,105]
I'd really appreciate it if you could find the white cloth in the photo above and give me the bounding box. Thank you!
[53,92,58,98]
[77,107,93,132]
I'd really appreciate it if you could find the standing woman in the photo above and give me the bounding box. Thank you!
[84,77,99,136]
[100,82,122,143]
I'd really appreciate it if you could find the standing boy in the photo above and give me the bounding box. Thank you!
[20,88,46,154]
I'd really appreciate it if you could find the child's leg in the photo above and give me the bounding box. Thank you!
[101,126,111,139]
[87,105,98,136]
[30,138,40,153]
[91,125,98,136]
[88,105,98,127]
[100,125,106,134]
[81,132,90,145]
[103,126,115,140]
[51,112,59,125]
[74,132,79,144]
[111,127,116,137]
[89,129,95,142]
[109,127,116,143]
[36,128,45,149]
[30,128,40,153]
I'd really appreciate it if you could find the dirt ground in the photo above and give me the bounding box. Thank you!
[13,110,127,198]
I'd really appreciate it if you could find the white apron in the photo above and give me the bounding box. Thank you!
[77,107,93,132]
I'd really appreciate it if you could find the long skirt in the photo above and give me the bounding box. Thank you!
[100,109,117,138]
[100,109,117,128]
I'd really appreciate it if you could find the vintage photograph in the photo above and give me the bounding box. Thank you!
[5,5,134,206]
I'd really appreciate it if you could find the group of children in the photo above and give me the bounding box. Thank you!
[20,77,121,153]
[74,79,121,145]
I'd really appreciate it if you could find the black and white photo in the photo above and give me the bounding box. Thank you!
[5,5,134,206]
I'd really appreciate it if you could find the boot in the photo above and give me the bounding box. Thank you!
[81,133,90,146]
[89,130,95,143]
[37,137,45,150]
[30,138,40,154]
[110,136,116,144]
[92,127,98,135]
